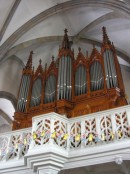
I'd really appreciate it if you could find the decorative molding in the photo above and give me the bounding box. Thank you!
[0,0,21,42]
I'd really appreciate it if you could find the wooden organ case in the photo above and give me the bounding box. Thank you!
[13,27,127,130]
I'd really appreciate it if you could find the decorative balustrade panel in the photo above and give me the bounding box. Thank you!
[100,115,113,142]
[115,111,130,139]
[70,121,81,148]
[32,118,51,146]
[0,136,9,161]
[1,106,130,162]
[84,118,96,146]
[0,129,31,161]
[53,119,67,148]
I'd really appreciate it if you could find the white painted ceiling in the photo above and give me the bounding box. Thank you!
[0,0,130,130]
[0,0,130,67]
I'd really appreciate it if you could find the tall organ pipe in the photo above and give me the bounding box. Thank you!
[75,65,87,96]
[21,75,27,112]
[66,57,70,100]
[109,50,118,87]
[69,57,71,100]
[30,78,42,107]
[57,56,72,100]
[44,75,56,104]
[17,76,25,111]
[17,76,24,112]
[90,61,104,91]
[103,49,118,89]
[24,76,30,111]
[17,75,31,112]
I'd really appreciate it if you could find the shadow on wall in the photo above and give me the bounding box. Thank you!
[0,55,24,98]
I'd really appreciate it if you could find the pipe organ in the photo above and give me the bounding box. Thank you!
[13,27,127,130]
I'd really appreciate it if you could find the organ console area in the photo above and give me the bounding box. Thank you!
[13,27,127,130]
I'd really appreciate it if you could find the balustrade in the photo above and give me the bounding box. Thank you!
[1,105,130,162]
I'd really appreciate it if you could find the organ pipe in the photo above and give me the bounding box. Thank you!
[17,75,31,112]
[103,49,118,89]
[90,61,104,91]
[75,65,87,96]
[58,56,72,100]
[30,78,42,107]
[44,75,56,104]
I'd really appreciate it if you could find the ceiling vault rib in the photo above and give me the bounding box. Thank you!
[76,11,123,37]
[0,109,13,124]
[4,35,130,65]
[80,37,130,64]
[0,0,129,64]
[0,0,21,42]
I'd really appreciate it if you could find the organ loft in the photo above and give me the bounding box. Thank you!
[13,27,127,130]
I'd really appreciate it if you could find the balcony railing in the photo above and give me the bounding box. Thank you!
[1,105,130,173]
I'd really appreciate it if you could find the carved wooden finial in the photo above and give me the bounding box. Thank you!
[78,47,81,52]
[102,26,111,45]
[59,45,61,50]
[62,28,70,49]
[25,51,33,70]
[64,28,68,34]
[30,50,33,55]
[45,63,47,70]
[86,50,88,57]
[52,56,54,62]
[39,59,42,65]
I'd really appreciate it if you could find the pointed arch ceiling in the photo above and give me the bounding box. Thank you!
[0,0,130,67]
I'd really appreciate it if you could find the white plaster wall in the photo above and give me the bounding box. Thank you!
[0,56,23,98]
[121,65,130,104]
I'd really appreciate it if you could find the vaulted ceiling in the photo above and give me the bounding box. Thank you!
[0,0,130,130]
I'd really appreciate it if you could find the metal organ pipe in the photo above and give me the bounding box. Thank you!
[30,78,42,107]
[90,61,104,92]
[57,58,61,100]
[21,75,28,112]
[103,52,109,88]
[17,75,31,112]
[90,63,95,91]
[75,65,87,96]
[66,57,70,100]
[44,75,56,104]
[109,50,118,87]
[24,76,30,111]
[103,49,118,89]
[106,50,113,87]
[57,56,72,101]
[69,57,72,100]
[64,57,67,99]
[17,76,24,112]
[60,57,64,99]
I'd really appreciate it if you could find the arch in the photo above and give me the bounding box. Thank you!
[0,0,129,63]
